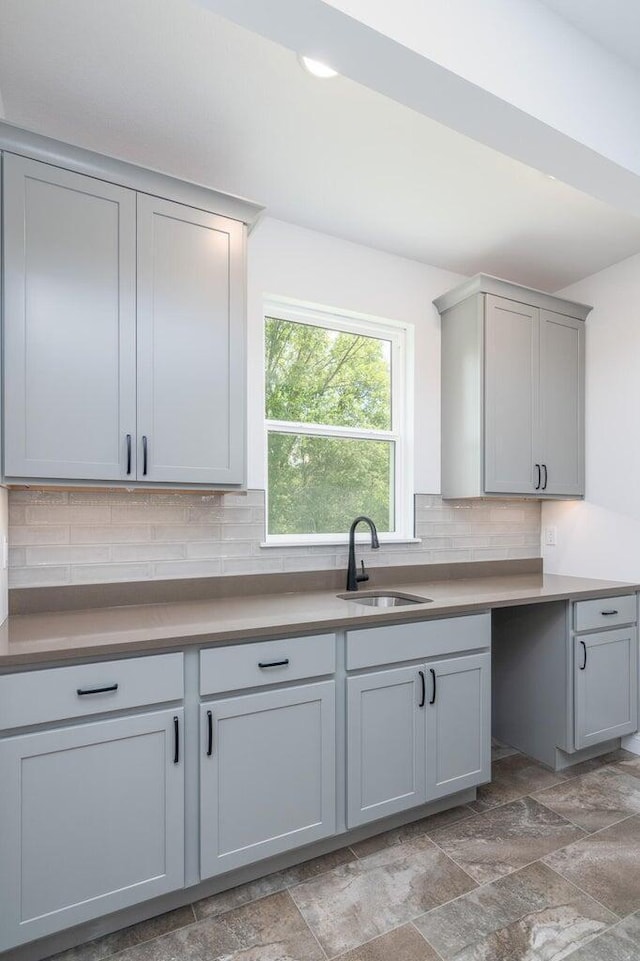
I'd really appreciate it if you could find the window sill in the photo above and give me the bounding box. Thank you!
[260,537,422,549]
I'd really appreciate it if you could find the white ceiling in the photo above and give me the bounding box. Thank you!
[539,0,640,71]
[1,0,640,290]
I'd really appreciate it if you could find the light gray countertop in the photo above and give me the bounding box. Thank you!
[0,572,637,668]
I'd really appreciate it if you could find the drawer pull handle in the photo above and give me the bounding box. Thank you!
[579,640,587,670]
[601,610,619,616]
[206,710,213,757]
[430,668,437,705]
[418,670,426,708]
[258,659,290,669]
[77,683,118,696]
[173,716,179,764]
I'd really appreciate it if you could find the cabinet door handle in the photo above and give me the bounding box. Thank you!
[173,716,180,764]
[534,464,541,490]
[77,683,118,696]
[542,464,548,491]
[429,668,437,705]
[126,434,132,475]
[418,670,426,707]
[206,710,213,756]
[579,640,587,670]
[601,610,619,616]
[142,435,148,476]
[258,658,289,669]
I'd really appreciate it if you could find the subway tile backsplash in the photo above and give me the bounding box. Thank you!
[7,490,541,588]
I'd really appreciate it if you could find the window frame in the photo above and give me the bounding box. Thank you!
[263,297,415,546]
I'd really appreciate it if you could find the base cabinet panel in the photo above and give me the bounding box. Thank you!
[0,710,184,952]
[200,681,336,878]
[426,653,491,800]
[574,628,638,749]
[347,666,425,828]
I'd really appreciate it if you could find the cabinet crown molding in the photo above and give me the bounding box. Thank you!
[0,120,264,228]
[433,273,592,321]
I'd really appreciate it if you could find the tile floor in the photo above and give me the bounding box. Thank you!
[49,743,640,961]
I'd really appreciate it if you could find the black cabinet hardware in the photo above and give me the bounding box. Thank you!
[142,435,148,476]
[542,464,548,490]
[258,659,289,669]
[126,434,132,475]
[207,710,213,756]
[579,640,587,670]
[601,610,619,616]
[77,683,118,696]
[534,464,541,490]
[430,668,437,704]
[418,670,426,707]
[173,716,179,764]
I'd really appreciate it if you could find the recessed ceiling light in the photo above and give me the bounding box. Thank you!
[299,55,339,79]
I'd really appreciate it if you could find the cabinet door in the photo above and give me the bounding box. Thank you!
[200,682,335,878]
[3,154,137,480]
[539,310,584,496]
[0,710,184,951]
[137,195,245,485]
[484,294,539,494]
[347,666,425,828]
[574,629,638,750]
[426,653,491,800]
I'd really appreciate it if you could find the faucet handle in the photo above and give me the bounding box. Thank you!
[356,559,369,583]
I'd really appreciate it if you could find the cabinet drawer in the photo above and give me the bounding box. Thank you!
[346,613,490,671]
[0,653,183,731]
[200,634,335,695]
[574,595,637,633]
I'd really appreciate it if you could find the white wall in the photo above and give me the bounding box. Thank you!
[543,250,640,581]
[246,217,464,493]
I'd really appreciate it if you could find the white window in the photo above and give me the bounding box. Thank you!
[264,299,414,544]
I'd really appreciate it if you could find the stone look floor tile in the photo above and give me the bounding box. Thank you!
[491,737,519,761]
[332,923,440,961]
[290,835,477,957]
[193,846,356,919]
[47,906,197,961]
[544,815,640,918]
[432,795,586,884]
[564,911,640,961]
[609,754,640,782]
[470,754,568,813]
[413,861,616,961]
[534,767,640,833]
[350,805,476,859]
[101,891,324,961]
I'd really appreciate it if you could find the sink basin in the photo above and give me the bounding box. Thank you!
[337,591,432,607]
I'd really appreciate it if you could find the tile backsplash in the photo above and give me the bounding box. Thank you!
[8,490,541,588]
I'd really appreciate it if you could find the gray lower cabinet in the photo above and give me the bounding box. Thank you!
[347,666,426,827]
[426,653,491,800]
[574,628,638,749]
[347,654,490,828]
[0,709,184,951]
[200,681,336,877]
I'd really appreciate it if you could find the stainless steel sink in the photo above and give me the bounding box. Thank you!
[337,591,432,607]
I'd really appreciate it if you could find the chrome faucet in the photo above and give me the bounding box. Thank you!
[346,516,380,591]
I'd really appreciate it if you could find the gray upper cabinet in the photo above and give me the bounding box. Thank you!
[435,274,590,499]
[1,126,260,488]
[3,154,137,481]
[136,196,245,485]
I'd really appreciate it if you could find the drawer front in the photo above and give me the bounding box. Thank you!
[346,612,491,671]
[200,634,335,695]
[0,653,184,731]
[574,594,637,633]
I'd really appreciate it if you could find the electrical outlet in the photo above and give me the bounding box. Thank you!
[544,526,557,547]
